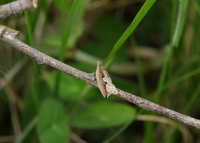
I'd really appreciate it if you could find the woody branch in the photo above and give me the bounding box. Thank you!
[0,25,200,129]
[0,0,37,20]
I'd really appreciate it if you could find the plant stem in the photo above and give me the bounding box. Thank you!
[1,25,200,129]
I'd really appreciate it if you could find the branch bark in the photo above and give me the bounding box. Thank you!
[0,25,200,129]
[0,0,37,20]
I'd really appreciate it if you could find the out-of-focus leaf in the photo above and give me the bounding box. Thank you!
[71,102,136,128]
[45,71,85,101]
[37,98,70,143]
[21,81,51,127]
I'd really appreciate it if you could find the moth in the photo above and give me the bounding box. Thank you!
[95,61,118,98]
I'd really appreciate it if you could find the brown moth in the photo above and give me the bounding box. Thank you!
[96,61,118,98]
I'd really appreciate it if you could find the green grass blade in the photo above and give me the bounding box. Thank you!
[170,0,178,38]
[54,0,86,96]
[24,11,40,110]
[171,0,188,47]
[171,67,200,87]
[151,67,200,102]
[104,0,156,64]
[24,12,34,46]
[59,0,84,62]
[153,45,174,103]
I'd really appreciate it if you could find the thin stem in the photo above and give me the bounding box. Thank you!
[153,45,174,103]
[0,25,200,129]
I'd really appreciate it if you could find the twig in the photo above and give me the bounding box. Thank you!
[0,0,37,20]
[116,89,200,129]
[0,25,96,86]
[0,25,200,129]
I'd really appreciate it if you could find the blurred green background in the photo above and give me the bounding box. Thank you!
[0,0,200,143]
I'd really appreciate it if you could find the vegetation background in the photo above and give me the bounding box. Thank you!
[0,0,200,143]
